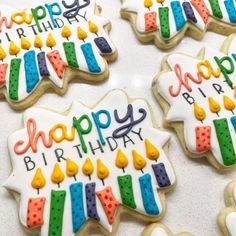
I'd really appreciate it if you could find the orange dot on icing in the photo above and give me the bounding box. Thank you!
[51,163,65,184]
[77,27,88,40]
[97,159,109,180]
[9,41,20,56]
[31,168,46,189]
[194,102,206,121]
[223,95,235,111]
[115,149,128,169]
[82,158,94,176]
[145,139,159,161]
[132,150,147,170]
[66,158,79,177]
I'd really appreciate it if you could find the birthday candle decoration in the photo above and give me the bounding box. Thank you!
[190,0,209,23]
[158,5,170,38]
[143,0,158,32]
[48,190,66,236]
[208,0,223,19]
[61,26,72,40]
[224,0,236,23]
[78,27,101,73]
[46,33,57,49]
[223,96,235,114]
[208,97,221,115]
[115,149,129,173]
[85,183,100,221]
[82,158,94,180]
[234,86,236,99]
[195,126,211,152]
[0,63,8,85]
[9,41,20,56]
[21,37,31,50]
[194,102,206,122]
[145,139,160,161]
[231,116,236,132]
[97,159,109,185]
[70,183,86,233]
[182,1,197,23]
[89,21,113,54]
[34,35,43,50]
[66,158,79,181]
[51,163,65,188]
[171,1,186,31]
[31,168,46,194]
[26,197,46,229]
[0,46,7,61]
[96,186,119,224]
[139,173,159,215]
[132,150,147,173]
[37,52,50,77]
[213,119,236,166]
[144,0,152,9]
[152,163,171,188]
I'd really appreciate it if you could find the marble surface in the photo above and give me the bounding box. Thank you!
[0,0,235,235]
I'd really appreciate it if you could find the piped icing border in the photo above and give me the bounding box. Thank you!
[0,0,117,110]
[152,34,236,169]
[4,90,176,236]
[121,0,236,49]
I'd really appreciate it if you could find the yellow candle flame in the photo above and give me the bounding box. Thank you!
[144,0,153,8]
[9,41,20,56]
[0,45,7,60]
[46,33,56,48]
[115,149,129,169]
[157,0,165,3]
[194,102,206,121]
[208,97,221,114]
[34,35,43,49]
[223,95,236,111]
[82,158,94,176]
[31,168,46,189]
[97,159,109,180]
[88,21,99,34]
[77,27,88,40]
[21,37,31,50]
[66,158,79,177]
[61,26,72,38]
[51,163,65,184]
[145,139,160,161]
[132,150,147,170]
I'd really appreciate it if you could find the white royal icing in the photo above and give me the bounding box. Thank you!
[4,90,176,236]
[150,227,169,236]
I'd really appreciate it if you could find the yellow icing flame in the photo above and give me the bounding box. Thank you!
[77,27,88,40]
[51,163,65,184]
[46,33,56,48]
[208,97,221,114]
[132,150,147,170]
[0,45,7,60]
[88,21,99,34]
[82,158,94,176]
[97,159,109,180]
[157,0,165,3]
[194,102,206,121]
[34,35,43,49]
[21,37,31,50]
[61,26,72,38]
[144,0,153,8]
[66,158,79,177]
[145,139,160,161]
[9,41,20,56]
[115,149,129,169]
[31,168,46,189]
[223,95,236,111]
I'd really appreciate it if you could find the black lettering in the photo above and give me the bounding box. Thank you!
[131,127,143,141]
[213,83,225,94]
[16,28,26,38]
[73,144,83,158]
[42,21,53,32]
[182,92,195,105]
[24,156,35,171]
[106,136,118,151]
[88,140,104,155]
[123,135,134,148]
[54,148,66,162]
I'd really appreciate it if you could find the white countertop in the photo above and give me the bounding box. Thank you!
[0,0,235,236]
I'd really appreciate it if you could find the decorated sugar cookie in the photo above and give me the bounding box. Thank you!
[152,34,236,170]
[218,180,236,236]
[121,0,236,50]
[0,1,117,110]
[141,223,193,236]
[4,90,176,236]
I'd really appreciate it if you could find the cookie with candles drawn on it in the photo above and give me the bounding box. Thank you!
[4,90,176,236]
[0,1,117,110]
[152,34,236,170]
[218,180,236,236]
[141,223,193,236]
[121,0,236,50]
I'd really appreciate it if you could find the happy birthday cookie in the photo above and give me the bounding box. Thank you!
[141,223,192,236]
[218,180,236,236]
[152,34,236,170]
[4,90,176,236]
[121,0,236,50]
[0,0,117,110]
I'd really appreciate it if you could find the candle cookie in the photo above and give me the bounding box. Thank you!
[218,180,236,236]
[4,90,176,236]
[152,34,236,170]
[141,223,192,236]
[121,0,236,50]
[0,1,117,110]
